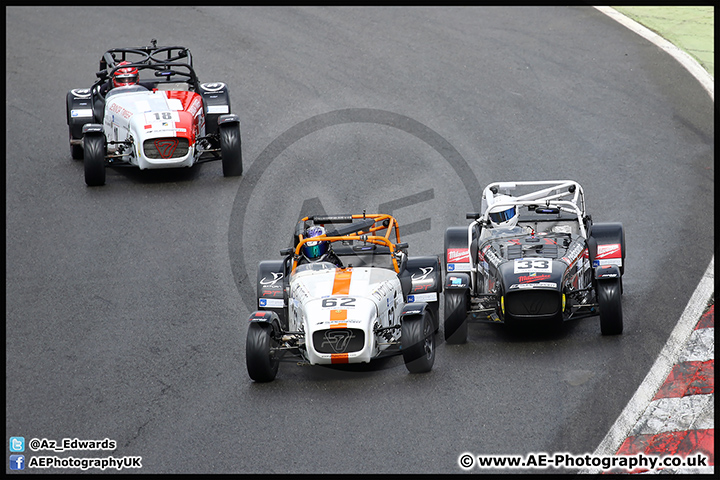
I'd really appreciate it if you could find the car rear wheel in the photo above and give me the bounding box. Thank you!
[219,122,243,177]
[598,278,623,335]
[427,300,440,334]
[444,290,468,344]
[402,310,435,373]
[246,322,280,382]
[83,133,106,186]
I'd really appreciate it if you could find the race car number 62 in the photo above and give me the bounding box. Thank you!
[513,259,552,274]
[322,297,356,308]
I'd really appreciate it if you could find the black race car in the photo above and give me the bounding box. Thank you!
[443,180,625,343]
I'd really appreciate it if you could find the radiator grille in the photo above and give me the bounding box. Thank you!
[313,329,365,354]
[143,137,189,159]
[505,290,560,317]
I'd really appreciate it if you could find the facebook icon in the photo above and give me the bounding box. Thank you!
[9,454,25,470]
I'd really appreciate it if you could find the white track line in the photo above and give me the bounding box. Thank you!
[594,6,714,101]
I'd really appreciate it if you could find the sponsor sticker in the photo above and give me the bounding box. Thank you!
[187,96,203,117]
[259,298,284,308]
[107,102,133,119]
[517,273,552,284]
[70,109,93,118]
[593,259,622,267]
[482,245,502,268]
[510,282,557,289]
[260,272,284,287]
[596,243,621,259]
[447,248,470,263]
[598,272,618,278]
[448,263,471,272]
[408,292,438,303]
[71,88,92,98]
[207,105,230,114]
[596,243,622,258]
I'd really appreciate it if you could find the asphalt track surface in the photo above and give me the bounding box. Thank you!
[5,6,714,474]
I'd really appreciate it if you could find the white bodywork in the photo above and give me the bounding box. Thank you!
[103,86,205,169]
[288,263,404,365]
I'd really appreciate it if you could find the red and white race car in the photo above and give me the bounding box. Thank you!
[66,39,242,186]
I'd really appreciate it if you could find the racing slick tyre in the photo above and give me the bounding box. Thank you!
[83,133,106,187]
[427,300,440,334]
[401,310,435,373]
[246,322,279,382]
[598,278,623,335]
[444,290,469,344]
[219,123,243,177]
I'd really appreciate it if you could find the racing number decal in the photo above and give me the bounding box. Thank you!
[144,111,180,123]
[152,112,174,120]
[513,259,552,274]
[322,297,356,308]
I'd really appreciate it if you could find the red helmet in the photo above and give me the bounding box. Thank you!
[112,61,139,88]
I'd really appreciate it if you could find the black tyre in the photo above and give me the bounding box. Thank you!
[219,123,243,177]
[598,278,623,335]
[402,310,435,373]
[427,299,440,334]
[444,290,468,344]
[83,133,106,186]
[246,322,279,382]
[69,128,83,160]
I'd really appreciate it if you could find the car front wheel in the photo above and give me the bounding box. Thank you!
[402,310,435,373]
[246,322,280,382]
[598,278,623,335]
[219,123,243,177]
[444,290,468,344]
[83,133,106,186]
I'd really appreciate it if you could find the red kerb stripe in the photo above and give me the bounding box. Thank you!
[653,360,715,400]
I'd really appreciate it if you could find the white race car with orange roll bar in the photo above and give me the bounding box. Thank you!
[246,213,442,382]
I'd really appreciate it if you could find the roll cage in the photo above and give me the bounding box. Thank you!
[93,40,200,96]
[99,39,193,71]
[289,213,408,274]
[466,180,590,250]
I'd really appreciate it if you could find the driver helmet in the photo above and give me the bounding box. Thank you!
[303,226,328,259]
[487,194,519,229]
[112,61,139,88]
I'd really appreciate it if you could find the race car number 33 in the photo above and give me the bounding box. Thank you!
[513,259,552,274]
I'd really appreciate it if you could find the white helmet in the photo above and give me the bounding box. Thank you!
[487,194,518,229]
